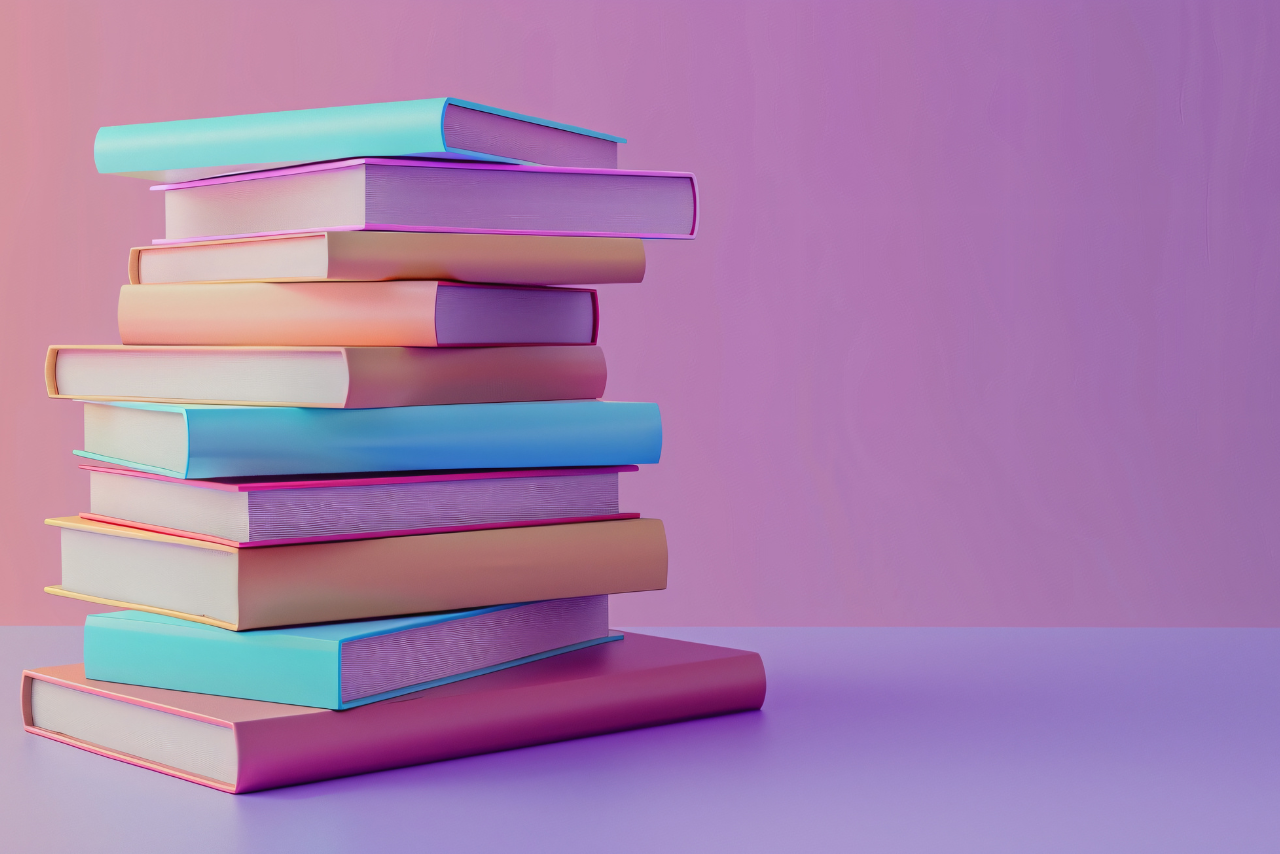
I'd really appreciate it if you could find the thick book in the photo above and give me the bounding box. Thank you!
[84,598,615,709]
[45,515,667,631]
[96,97,625,181]
[156,159,697,243]
[78,463,637,548]
[74,399,661,479]
[116,281,600,347]
[128,232,645,286]
[48,345,605,408]
[23,633,766,794]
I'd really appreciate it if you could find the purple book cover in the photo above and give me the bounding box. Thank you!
[80,463,640,547]
[152,158,699,243]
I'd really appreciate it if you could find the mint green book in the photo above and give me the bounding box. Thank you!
[95,97,625,182]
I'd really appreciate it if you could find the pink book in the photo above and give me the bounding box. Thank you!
[22,632,766,794]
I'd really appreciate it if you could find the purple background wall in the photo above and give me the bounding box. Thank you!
[2,1,1277,626]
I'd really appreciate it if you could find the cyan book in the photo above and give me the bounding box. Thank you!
[74,399,662,479]
[84,600,618,709]
[95,97,626,181]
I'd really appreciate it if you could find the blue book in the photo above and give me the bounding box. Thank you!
[95,97,625,182]
[75,399,661,479]
[84,598,619,710]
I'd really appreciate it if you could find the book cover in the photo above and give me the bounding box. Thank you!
[75,399,661,479]
[116,281,600,347]
[84,598,617,709]
[49,345,606,408]
[128,232,645,285]
[156,159,698,243]
[24,633,766,793]
[96,97,625,181]
[46,515,668,630]
[80,463,637,548]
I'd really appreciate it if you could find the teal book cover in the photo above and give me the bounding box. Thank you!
[95,97,626,180]
[84,599,619,710]
[75,399,662,479]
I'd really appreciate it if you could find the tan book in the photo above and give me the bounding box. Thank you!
[46,345,606,408]
[129,231,645,285]
[45,516,668,631]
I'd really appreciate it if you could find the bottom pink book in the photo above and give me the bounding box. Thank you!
[21,632,766,794]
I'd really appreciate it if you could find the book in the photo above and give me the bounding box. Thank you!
[156,159,698,243]
[85,598,615,709]
[48,345,606,408]
[116,281,599,347]
[96,97,625,181]
[78,463,637,548]
[128,232,645,286]
[45,515,667,631]
[23,632,766,794]
[75,399,662,479]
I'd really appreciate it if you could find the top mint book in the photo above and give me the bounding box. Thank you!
[95,98,626,182]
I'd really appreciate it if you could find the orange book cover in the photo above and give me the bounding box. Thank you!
[45,516,668,631]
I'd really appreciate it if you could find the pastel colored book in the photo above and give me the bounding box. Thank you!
[45,515,667,631]
[156,159,697,243]
[48,345,605,408]
[75,399,662,479]
[85,598,614,709]
[96,97,625,181]
[78,463,637,548]
[128,232,645,286]
[23,632,766,794]
[116,281,599,347]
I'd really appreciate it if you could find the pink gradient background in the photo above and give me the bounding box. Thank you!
[2,1,1278,626]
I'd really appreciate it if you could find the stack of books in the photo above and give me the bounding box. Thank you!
[21,98,765,794]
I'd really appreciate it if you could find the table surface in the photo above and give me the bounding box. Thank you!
[2,626,1278,853]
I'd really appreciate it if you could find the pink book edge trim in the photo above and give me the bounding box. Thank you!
[77,463,638,492]
[152,224,696,245]
[77,512,643,548]
[150,158,696,190]
[24,727,237,793]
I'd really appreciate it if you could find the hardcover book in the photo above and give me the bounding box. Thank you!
[84,598,615,709]
[75,399,662,479]
[156,159,697,243]
[45,515,667,631]
[49,345,606,408]
[116,281,599,347]
[96,97,625,181]
[79,463,636,547]
[128,232,645,286]
[23,633,767,793]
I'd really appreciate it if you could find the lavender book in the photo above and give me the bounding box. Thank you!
[78,463,637,547]
[156,158,698,242]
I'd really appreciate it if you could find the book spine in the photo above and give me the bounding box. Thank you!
[178,400,660,479]
[95,99,452,176]
[322,233,646,285]
[84,615,340,708]
[235,518,668,630]
[119,282,439,347]
[233,640,766,792]
[341,345,607,408]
